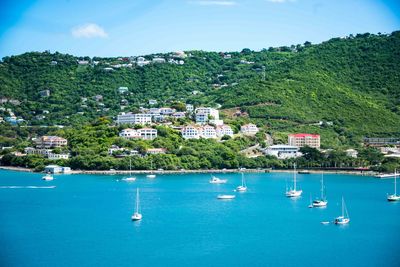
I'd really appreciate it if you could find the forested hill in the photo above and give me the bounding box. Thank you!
[1,31,399,147]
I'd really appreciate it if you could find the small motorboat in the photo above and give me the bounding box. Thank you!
[209,176,227,184]
[42,174,54,181]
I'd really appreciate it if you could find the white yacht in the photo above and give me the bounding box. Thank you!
[131,188,142,221]
[334,197,350,225]
[123,157,136,182]
[209,176,227,184]
[387,170,400,201]
[375,173,398,179]
[42,174,54,181]
[313,173,328,207]
[285,163,302,197]
[217,194,235,199]
[236,173,247,192]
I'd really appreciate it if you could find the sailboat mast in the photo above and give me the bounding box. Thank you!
[129,157,132,176]
[293,163,297,190]
[342,197,344,217]
[321,173,324,199]
[395,169,397,195]
[242,172,244,187]
[136,188,140,213]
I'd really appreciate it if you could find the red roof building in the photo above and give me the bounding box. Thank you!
[288,133,320,148]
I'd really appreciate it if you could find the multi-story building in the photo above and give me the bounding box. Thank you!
[35,136,68,148]
[263,145,301,159]
[199,125,217,139]
[119,128,158,140]
[138,128,158,140]
[288,133,320,149]
[159,107,176,116]
[195,107,219,124]
[240,124,259,136]
[117,113,152,125]
[181,125,200,139]
[24,147,53,156]
[216,125,234,137]
[119,128,141,139]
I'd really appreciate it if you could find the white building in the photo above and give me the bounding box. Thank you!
[108,145,124,155]
[209,119,224,126]
[186,104,194,113]
[240,124,259,136]
[119,128,141,139]
[44,165,71,174]
[172,112,186,119]
[195,107,219,123]
[152,57,166,63]
[216,125,234,137]
[138,128,158,140]
[118,87,129,94]
[119,128,158,140]
[117,113,152,125]
[159,107,175,115]
[48,153,69,160]
[181,125,200,139]
[146,148,166,155]
[149,99,158,105]
[24,147,52,156]
[345,149,358,158]
[199,125,217,139]
[136,57,150,67]
[263,145,301,159]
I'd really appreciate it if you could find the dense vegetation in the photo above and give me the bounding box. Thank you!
[1,31,400,171]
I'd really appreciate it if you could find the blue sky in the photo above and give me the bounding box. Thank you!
[0,0,399,58]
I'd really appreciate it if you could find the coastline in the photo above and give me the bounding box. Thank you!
[0,165,376,176]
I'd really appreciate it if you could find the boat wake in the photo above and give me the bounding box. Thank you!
[0,185,56,189]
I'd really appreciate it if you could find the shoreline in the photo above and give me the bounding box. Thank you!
[0,165,376,176]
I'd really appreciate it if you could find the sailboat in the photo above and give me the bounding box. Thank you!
[131,188,142,221]
[123,157,136,181]
[42,173,54,181]
[387,169,400,201]
[334,197,350,225]
[236,173,247,192]
[146,159,156,179]
[313,173,328,207]
[285,163,302,197]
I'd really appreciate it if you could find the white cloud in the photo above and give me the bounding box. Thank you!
[266,0,296,3]
[71,23,108,38]
[190,1,237,6]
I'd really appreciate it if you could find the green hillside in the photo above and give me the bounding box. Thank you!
[1,31,400,148]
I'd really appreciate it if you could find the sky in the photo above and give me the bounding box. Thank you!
[0,0,399,58]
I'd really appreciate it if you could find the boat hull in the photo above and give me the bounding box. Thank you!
[312,200,328,207]
[285,190,302,197]
[217,195,235,199]
[387,195,400,201]
[131,213,142,221]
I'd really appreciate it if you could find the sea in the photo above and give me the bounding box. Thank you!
[0,169,399,267]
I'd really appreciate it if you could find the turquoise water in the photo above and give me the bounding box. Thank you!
[0,170,399,267]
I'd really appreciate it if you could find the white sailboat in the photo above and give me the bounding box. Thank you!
[387,169,400,201]
[123,157,136,182]
[313,173,328,207]
[146,159,156,179]
[285,163,302,197]
[131,188,142,221]
[42,173,54,181]
[334,197,350,225]
[236,173,247,192]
